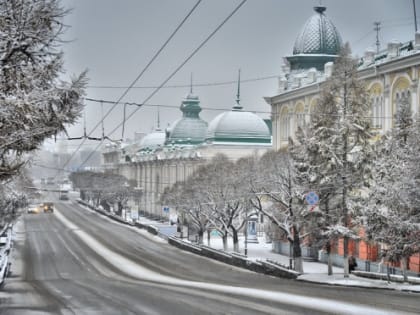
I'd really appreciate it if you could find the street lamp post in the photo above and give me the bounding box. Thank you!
[244,207,248,257]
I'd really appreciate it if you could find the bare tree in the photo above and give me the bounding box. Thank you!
[244,150,307,273]
[162,178,211,244]
[69,171,128,212]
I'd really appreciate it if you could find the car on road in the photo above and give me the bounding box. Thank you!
[42,202,54,213]
[27,205,40,214]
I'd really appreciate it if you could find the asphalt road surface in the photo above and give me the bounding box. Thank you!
[1,198,419,315]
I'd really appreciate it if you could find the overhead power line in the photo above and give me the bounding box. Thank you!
[86,74,279,89]
[56,0,203,178]
[83,97,271,114]
[77,0,249,170]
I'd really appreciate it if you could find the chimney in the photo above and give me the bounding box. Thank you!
[324,62,334,78]
[364,49,376,65]
[387,40,400,58]
[415,32,420,50]
[292,76,301,88]
[307,68,317,83]
[278,77,288,93]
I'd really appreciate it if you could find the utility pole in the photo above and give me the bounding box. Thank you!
[374,21,381,54]
[414,0,418,32]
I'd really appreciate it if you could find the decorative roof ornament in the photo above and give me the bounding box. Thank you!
[314,5,326,14]
[157,105,161,130]
[190,72,193,94]
[233,69,243,111]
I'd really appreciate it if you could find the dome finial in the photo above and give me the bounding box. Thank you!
[157,105,160,129]
[190,72,193,94]
[233,69,243,110]
[314,5,326,14]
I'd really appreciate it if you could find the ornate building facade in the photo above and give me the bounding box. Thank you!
[102,83,271,218]
[265,6,420,150]
[264,5,420,273]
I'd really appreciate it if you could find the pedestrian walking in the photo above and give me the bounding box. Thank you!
[348,255,357,273]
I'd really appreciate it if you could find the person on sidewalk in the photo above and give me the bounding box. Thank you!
[348,255,357,273]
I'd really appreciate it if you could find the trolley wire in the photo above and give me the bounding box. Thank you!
[76,0,248,170]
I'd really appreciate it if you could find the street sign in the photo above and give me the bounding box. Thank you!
[162,206,170,213]
[131,209,139,220]
[211,230,220,237]
[305,191,319,205]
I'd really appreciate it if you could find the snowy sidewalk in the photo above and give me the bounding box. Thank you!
[134,216,420,293]
[206,235,420,292]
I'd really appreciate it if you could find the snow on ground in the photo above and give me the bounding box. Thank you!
[53,208,407,315]
[165,233,420,293]
[74,203,420,294]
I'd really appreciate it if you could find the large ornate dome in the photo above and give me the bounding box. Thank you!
[166,92,208,145]
[287,6,342,70]
[206,104,271,144]
[293,6,342,55]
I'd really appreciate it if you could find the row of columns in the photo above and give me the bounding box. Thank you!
[117,158,203,218]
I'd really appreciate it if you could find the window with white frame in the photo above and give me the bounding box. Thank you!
[296,111,305,129]
[394,90,411,125]
[280,109,290,140]
[371,95,384,128]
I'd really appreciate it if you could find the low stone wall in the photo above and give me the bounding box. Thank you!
[168,237,299,279]
[353,271,420,285]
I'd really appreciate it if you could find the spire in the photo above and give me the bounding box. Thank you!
[180,74,201,117]
[190,72,193,94]
[233,69,243,110]
[157,105,161,130]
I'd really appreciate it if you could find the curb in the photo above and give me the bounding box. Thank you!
[296,276,420,293]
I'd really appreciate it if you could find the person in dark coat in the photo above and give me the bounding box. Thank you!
[348,255,357,273]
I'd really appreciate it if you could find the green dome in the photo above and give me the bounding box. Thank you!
[206,109,271,144]
[166,93,208,145]
[287,6,342,70]
[138,129,165,151]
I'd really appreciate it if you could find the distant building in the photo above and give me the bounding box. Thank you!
[102,80,271,218]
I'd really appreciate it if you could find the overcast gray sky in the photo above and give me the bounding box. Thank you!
[53,0,415,150]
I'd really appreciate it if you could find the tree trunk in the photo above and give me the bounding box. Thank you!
[292,226,303,273]
[343,237,349,277]
[401,257,408,283]
[232,229,239,253]
[326,242,333,275]
[222,234,228,251]
[197,229,204,245]
[207,230,211,246]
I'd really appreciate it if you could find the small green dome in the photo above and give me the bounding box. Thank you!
[166,93,208,145]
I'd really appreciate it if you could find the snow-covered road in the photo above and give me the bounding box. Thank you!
[2,199,419,314]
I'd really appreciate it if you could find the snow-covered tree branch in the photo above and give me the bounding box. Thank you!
[0,0,86,181]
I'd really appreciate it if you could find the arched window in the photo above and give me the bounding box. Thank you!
[295,103,305,130]
[371,95,384,128]
[280,108,290,140]
[392,77,412,127]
